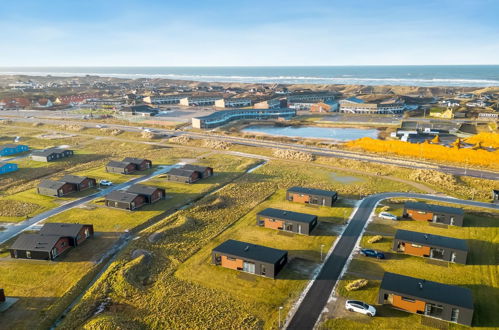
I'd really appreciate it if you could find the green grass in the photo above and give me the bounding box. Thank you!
[324,202,499,330]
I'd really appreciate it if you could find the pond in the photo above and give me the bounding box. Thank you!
[241,125,379,141]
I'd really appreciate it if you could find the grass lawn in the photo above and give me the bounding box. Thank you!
[322,202,499,330]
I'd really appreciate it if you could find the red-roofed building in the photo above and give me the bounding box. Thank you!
[0,98,31,109]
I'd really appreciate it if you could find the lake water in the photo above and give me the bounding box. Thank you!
[241,125,378,141]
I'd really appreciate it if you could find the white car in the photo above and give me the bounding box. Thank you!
[379,212,398,220]
[143,128,152,133]
[99,180,113,186]
[96,124,105,128]
[345,300,376,317]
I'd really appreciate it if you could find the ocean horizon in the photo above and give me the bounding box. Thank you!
[1,65,498,87]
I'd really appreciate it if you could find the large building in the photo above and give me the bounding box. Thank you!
[192,108,296,129]
[339,97,406,114]
[214,98,252,108]
[403,202,464,226]
[0,144,29,157]
[287,93,338,103]
[253,98,287,109]
[179,96,219,106]
[378,272,474,326]
[143,95,189,104]
[212,239,288,278]
[31,148,74,162]
[392,229,468,264]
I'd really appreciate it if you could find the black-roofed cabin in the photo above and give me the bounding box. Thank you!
[166,168,200,184]
[123,157,152,171]
[126,184,165,204]
[39,223,94,247]
[31,148,74,162]
[212,239,288,279]
[403,202,464,226]
[286,186,338,207]
[378,272,474,326]
[9,233,72,260]
[181,164,213,179]
[37,180,76,197]
[105,191,146,210]
[106,161,137,174]
[60,175,97,191]
[257,208,318,235]
[392,230,468,264]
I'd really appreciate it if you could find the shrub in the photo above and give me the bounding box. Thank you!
[202,139,232,150]
[368,235,383,244]
[169,136,191,144]
[345,279,368,291]
[272,149,314,161]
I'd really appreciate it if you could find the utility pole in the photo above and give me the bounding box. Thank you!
[278,306,284,329]
[320,244,325,261]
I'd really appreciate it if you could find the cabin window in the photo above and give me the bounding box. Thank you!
[226,256,236,261]
[401,296,415,303]
[26,251,31,259]
[451,308,459,322]
[411,244,422,248]
[417,211,426,214]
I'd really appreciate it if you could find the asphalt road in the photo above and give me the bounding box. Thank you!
[0,164,177,245]
[286,193,499,330]
[3,113,497,181]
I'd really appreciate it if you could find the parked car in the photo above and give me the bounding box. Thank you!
[360,249,385,259]
[379,212,398,220]
[99,180,113,186]
[345,300,376,317]
[96,124,105,128]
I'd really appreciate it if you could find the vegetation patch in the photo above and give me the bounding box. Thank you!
[0,199,40,217]
[345,279,369,291]
[273,149,314,161]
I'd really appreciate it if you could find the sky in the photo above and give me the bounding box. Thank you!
[0,0,498,66]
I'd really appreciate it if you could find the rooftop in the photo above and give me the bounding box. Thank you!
[32,147,68,157]
[167,168,197,177]
[10,233,62,252]
[105,190,140,203]
[123,157,150,165]
[181,164,211,172]
[39,223,90,237]
[213,239,287,264]
[405,202,464,215]
[60,175,90,184]
[395,229,468,251]
[258,208,317,224]
[38,180,66,190]
[287,186,337,198]
[107,160,132,168]
[127,184,162,196]
[380,272,473,309]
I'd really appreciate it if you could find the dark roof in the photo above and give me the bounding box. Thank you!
[39,223,90,237]
[167,168,196,177]
[395,229,468,251]
[105,190,139,203]
[127,184,163,196]
[106,160,132,168]
[287,186,337,198]
[32,147,68,157]
[181,164,212,172]
[213,239,287,264]
[404,202,464,215]
[10,233,61,252]
[380,272,473,309]
[123,157,150,165]
[60,175,91,184]
[38,180,66,190]
[257,208,317,224]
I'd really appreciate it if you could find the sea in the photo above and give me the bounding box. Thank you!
[1,66,499,87]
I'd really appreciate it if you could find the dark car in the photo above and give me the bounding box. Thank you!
[360,249,385,259]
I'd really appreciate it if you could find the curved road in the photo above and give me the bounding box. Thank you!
[286,193,499,330]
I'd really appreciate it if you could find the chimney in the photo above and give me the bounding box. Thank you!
[244,246,249,252]
[418,282,423,289]
[424,234,428,240]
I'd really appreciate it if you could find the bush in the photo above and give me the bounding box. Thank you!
[272,149,314,161]
[368,235,383,244]
[202,139,232,150]
[345,279,368,291]
[0,199,40,217]
[169,136,191,144]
